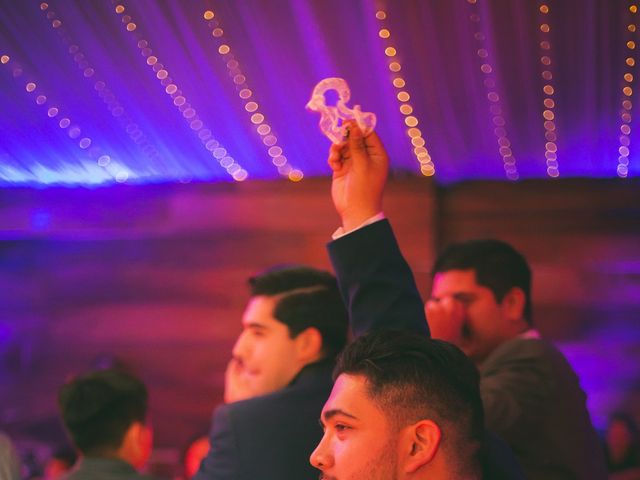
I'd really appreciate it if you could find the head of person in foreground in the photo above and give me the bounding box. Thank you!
[310,330,484,480]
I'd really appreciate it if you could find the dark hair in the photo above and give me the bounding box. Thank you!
[334,330,483,476]
[432,239,532,325]
[249,265,348,359]
[58,368,148,456]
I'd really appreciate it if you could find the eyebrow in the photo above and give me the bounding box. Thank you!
[243,322,267,330]
[431,291,477,301]
[320,409,358,424]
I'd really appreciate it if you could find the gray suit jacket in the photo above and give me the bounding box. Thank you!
[62,457,155,480]
[481,337,607,479]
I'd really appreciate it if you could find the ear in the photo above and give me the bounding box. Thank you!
[294,327,324,363]
[501,287,526,323]
[401,419,441,474]
[120,421,153,469]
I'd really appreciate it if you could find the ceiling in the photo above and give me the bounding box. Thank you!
[0,0,635,187]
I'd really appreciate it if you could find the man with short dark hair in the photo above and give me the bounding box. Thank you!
[427,239,608,479]
[309,121,525,480]
[311,330,484,479]
[195,265,351,480]
[225,265,349,400]
[58,368,154,480]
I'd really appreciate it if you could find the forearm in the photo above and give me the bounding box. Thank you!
[328,219,429,338]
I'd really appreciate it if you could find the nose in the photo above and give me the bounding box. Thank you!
[232,331,249,360]
[309,433,332,471]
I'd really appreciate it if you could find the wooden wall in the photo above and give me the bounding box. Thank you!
[1,175,639,473]
[0,176,435,463]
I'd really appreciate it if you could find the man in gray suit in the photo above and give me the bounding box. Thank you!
[426,239,607,479]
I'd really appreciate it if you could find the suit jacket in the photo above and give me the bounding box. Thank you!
[195,359,333,480]
[481,337,607,480]
[62,457,155,480]
[195,220,427,480]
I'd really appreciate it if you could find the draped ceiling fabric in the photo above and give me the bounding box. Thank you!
[0,0,635,187]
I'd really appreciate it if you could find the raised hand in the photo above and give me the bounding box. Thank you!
[223,357,257,404]
[328,121,389,232]
[424,296,466,346]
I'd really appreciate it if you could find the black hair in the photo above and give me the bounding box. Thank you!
[249,265,348,359]
[335,330,483,476]
[58,368,148,456]
[432,239,532,325]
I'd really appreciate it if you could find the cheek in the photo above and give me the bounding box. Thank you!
[334,438,368,472]
[466,303,498,331]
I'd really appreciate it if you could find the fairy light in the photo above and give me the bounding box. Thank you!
[0,50,127,182]
[538,4,559,178]
[38,3,166,170]
[202,9,301,181]
[112,2,247,181]
[618,4,638,178]
[467,0,519,180]
[374,8,434,176]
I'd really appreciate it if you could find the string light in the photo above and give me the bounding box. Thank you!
[467,0,519,180]
[374,8,434,176]
[202,9,301,181]
[538,4,559,177]
[0,50,127,182]
[618,4,638,178]
[38,3,166,171]
[112,2,248,182]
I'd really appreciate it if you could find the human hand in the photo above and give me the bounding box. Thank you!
[328,120,388,232]
[424,296,466,346]
[223,357,257,404]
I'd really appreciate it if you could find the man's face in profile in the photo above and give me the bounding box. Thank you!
[230,295,307,398]
[310,373,399,480]
[430,269,511,363]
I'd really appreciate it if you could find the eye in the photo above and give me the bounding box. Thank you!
[248,327,266,337]
[334,423,350,432]
[453,293,475,306]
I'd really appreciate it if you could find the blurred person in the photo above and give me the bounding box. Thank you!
[426,239,607,479]
[0,431,21,480]
[605,412,640,478]
[311,330,484,479]
[58,368,155,479]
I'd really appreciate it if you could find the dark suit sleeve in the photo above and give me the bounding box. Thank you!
[327,219,429,337]
[194,404,239,480]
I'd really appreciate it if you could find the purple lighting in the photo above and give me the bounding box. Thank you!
[0,0,637,187]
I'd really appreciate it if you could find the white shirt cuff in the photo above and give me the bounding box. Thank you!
[331,212,386,240]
